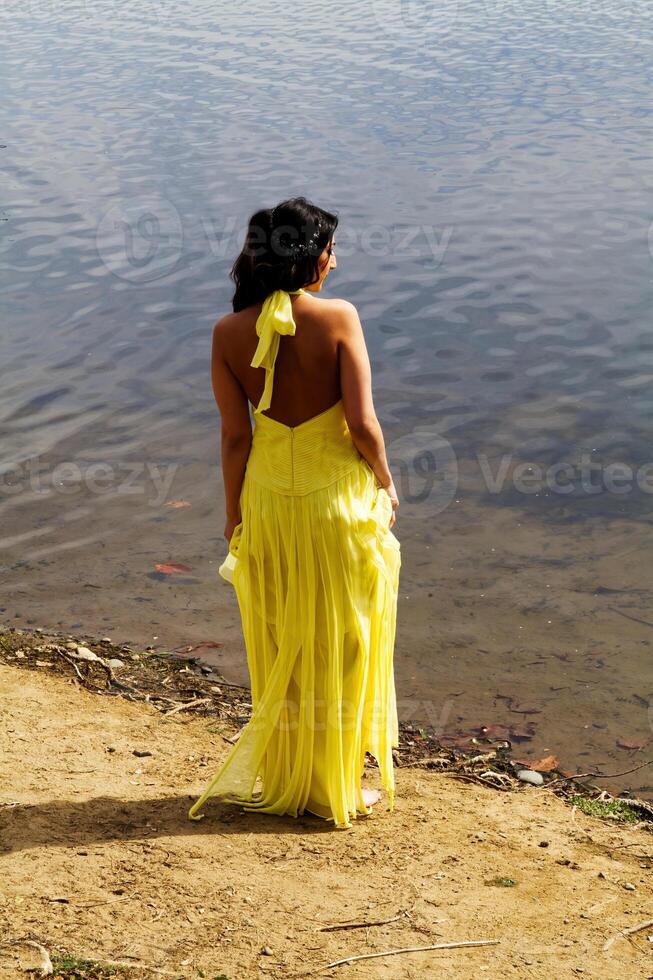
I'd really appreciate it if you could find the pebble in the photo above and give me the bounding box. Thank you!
[75,646,99,661]
[108,659,124,669]
[517,769,544,786]
[624,882,636,891]
[133,750,153,758]
[260,947,273,956]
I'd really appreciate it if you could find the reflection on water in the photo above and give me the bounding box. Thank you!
[2,1,653,796]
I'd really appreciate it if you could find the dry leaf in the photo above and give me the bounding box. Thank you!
[616,737,650,751]
[513,754,559,772]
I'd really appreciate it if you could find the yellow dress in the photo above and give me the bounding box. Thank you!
[188,288,401,829]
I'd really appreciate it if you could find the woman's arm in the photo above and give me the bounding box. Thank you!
[211,319,252,539]
[337,301,399,527]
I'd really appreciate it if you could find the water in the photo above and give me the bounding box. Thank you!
[2,1,653,796]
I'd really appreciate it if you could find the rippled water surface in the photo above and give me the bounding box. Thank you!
[2,1,653,795]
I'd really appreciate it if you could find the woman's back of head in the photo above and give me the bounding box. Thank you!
[230,196,338,312]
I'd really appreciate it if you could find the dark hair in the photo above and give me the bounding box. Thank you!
[230,196,338,312]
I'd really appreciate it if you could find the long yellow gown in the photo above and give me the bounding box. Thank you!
[188,288,401,829]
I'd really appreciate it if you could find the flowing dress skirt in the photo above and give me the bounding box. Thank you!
[188,398,400,830]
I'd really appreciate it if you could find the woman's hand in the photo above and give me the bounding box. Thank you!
[380,478,399,529]
[224,515,241,543]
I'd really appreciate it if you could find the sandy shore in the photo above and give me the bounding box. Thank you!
[1,627,652,979]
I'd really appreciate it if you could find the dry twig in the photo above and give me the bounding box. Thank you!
[324,938,500,969]
[603,918,653,951]
[163,697,211,717]
[546,759,653,786]
[318,911,407,932]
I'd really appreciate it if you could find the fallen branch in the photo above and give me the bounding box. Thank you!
[447,772,513,792]
[56,651,85,682]
[224,724,246,744]
[545,759,653,786]
[318,911,406,932]
[603,917,653,950]
[163,697,212,717]
[394,757,452,770]
[608,606,653,629]
[324,938,500,969]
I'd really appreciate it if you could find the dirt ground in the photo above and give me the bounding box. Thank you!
[1,662,653,979]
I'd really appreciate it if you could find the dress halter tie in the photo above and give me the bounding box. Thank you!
[250,288,304,415]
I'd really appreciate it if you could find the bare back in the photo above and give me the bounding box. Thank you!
[220,291,345,428]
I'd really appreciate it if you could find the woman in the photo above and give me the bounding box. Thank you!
[188,197,401,830]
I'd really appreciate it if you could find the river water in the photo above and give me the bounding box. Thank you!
[2,1,653,797]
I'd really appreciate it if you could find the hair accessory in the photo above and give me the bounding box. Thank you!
[272,213,323,259]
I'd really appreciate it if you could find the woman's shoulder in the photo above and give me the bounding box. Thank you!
[304,293,360,322]
[212,304,258,339]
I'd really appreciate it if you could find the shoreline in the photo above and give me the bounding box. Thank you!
[2,622,653,978]
[1,623,651,822]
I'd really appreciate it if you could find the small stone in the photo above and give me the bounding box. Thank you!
[538,841,549,848]
[133,750,153,758]
[76,646,99,661]
[517,769,544,786]
[200,666,213,675]
[623,882,636,891]
[106,746,116,753]
[260,946,273,956]
[108,658,124,669]
[101,636,112,643]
